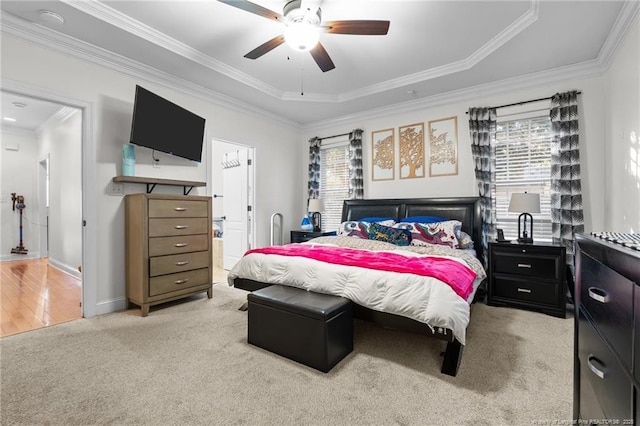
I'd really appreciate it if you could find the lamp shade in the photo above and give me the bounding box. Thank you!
[508,193,541,214]
[308,198,323,212]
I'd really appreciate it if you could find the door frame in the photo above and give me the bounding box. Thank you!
[2,79,96,318]
[208,138,256,265]
[38,155,50,258]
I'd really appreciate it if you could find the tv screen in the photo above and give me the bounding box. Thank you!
[129,85,206,162]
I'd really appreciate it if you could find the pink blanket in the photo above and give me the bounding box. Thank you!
[245,244,477,300]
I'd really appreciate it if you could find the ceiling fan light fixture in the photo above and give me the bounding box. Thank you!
[284,21,320,52]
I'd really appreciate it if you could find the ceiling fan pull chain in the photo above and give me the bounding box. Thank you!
[300,53,304,96]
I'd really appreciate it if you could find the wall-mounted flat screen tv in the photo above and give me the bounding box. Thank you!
[129,85,206,162]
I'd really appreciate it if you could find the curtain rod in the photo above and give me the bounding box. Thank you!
[465,91,582,114]
[318,132,350,141]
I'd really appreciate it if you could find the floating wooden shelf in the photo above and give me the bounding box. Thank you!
[112,176,206,195]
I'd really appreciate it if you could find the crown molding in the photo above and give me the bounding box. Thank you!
[60,0,283,99]
[0,12,300,129]
[303,59,605,132]
[598,0,640,70]
[36,106,79,135]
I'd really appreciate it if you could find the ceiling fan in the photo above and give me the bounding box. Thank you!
[218,0,390,72]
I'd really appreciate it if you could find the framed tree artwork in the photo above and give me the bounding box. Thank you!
[428,116,458,177]
[399,122,425,179]
[371,128,394,181]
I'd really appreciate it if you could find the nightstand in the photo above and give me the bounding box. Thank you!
[488,241,567,318]
[290,230,337,243]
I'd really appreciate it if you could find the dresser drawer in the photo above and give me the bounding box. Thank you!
[580,253,633,369]
[149,218,209,237]
[492,251,561,280]
[493,276,559,306]
[149,251,210,277]
[577,309,633,419]
[148,199,208,218]
[149,268,210,296]
[149,234,209,257]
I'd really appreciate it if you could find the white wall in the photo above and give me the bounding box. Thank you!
[604,15,640,232]
[301,77,608,233]
[38,110,83,274]
[0,130,39,257]
[1,35,302,315]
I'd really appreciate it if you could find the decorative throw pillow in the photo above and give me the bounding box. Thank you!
[367,222,412,246]
[338,220,396,239]
[393,220,462,249]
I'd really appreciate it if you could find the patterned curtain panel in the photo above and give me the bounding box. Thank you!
[468,107,497,267]
[348,129,364,199]
[550,90,584,270]
[308,137,321,199]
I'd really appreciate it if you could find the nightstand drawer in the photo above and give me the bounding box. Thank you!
[493,276,559,305]
[493,252,561,280]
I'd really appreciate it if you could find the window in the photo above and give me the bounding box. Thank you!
[319,140,350,232]
[494,114,552,241]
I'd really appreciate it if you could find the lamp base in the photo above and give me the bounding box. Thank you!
[517,237,534,244]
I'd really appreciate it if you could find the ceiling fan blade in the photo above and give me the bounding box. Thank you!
[323,20,390,35]
[217,0,283,22]
[244,35,286,59]
[310,42,335,72]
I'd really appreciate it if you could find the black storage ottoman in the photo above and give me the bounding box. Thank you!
[247,285,353,373]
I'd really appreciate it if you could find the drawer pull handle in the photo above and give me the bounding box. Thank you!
[174,207,187,211]
[175,261,190,266]
[517,263,532,268]
[174,225,188,229]
[174,243,188,247]
[587,355,606,379]
[174,278,189,285]
[588,287,609,304]
[517,288,532,293]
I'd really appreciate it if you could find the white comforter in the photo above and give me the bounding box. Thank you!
[228,236,486,344]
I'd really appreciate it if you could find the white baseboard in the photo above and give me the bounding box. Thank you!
[0,252,42,262]
[96,297,128,315]
[48,258,82,279]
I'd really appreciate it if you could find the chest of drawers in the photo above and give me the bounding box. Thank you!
[125,193,213,316]
[488,242,567,318]
[574,234,640,423]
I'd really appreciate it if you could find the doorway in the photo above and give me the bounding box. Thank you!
[211,139,255,275]
[0,90,84,336]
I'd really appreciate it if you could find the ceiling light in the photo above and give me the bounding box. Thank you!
[284,22,320,52]
[12,102,27,108]
[3,117,17,122]
[38,10,65,26]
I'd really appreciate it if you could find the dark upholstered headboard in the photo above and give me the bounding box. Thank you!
[342,197,483,262]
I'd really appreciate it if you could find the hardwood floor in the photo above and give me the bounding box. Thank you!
[1,258,81,338]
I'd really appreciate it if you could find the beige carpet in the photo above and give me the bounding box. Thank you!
[1,283,573,425]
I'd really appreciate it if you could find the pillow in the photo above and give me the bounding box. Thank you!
[400,215,448,223]
[358,217,397,223]
[367,222,412,246]
[338,220,396,239]
[458,231,475,249]
[393,220,462,248]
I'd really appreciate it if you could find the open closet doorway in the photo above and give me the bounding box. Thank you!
[0,90,83,337]
[210,139,255,279]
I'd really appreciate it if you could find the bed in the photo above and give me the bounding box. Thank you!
[228,197,486,376]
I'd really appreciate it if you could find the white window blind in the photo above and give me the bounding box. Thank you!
[319,141,350,232]
[494,114,552,242]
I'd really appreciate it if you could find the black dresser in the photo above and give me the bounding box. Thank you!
[574,233,640,423]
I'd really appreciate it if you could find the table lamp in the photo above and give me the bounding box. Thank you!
[308,198,323,232]
[508,192,540,243]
